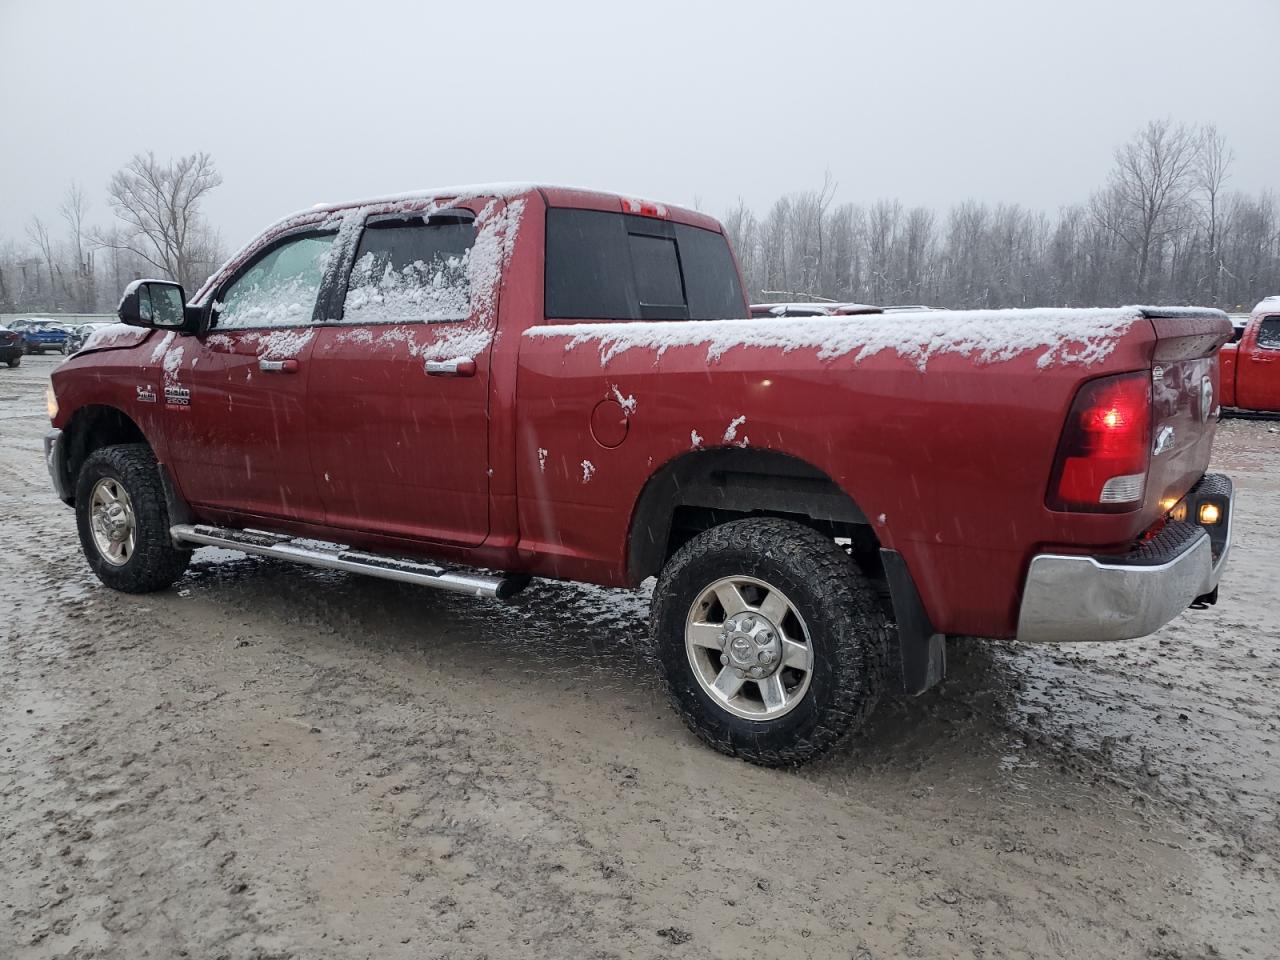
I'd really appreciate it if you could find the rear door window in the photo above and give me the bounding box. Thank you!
[342,213,477,323]
[545,209,745,321]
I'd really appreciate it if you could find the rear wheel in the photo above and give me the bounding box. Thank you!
[75,444,191,593]
[652,518,888,766]
[6,356,17,368]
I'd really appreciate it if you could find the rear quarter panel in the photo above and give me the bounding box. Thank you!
[515,312,1162,638]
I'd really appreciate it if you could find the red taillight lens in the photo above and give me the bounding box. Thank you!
[620,197,669,218]
[1048,371,1151,512]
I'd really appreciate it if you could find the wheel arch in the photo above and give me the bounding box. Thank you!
[626,448,873,585]
[59,405,150,504]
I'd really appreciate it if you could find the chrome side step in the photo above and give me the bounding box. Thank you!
[170,523,526,599]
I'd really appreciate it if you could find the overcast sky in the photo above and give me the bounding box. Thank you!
[2,0,1277,253]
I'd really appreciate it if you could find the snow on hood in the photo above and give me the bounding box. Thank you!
[525,306,1154,371]
[80,322,151,353]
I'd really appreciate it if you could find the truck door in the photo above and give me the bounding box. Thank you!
[307,202,505,546]
[168,230,336,523]
[1236,314,1280,411]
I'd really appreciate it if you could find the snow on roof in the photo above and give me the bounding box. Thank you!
[1254,296,1280,314]
[526,306,1156,371]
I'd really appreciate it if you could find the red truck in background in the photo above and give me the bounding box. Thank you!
[44,184,1235,766]
[1220,297,1280,413]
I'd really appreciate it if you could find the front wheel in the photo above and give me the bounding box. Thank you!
[652,518,888,766]
[6,356,18,368]
[75,444,191,593]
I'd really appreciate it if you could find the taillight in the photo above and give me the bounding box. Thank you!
[1048,371,1151,512]
[620,197,669,218]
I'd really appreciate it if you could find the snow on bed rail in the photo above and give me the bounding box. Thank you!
[525,307,1152,371]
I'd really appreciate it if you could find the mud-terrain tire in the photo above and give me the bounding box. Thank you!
[75,443,191,593]
[652,518,888,767]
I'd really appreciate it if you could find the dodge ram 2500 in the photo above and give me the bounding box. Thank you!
[45,183,1235,765]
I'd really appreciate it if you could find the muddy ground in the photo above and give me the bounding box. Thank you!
[2,351,1277,959]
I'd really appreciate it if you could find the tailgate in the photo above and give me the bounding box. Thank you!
[1144,308,1232,514]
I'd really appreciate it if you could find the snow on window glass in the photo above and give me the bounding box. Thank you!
[216,233,336,329]
[342,215,475,324]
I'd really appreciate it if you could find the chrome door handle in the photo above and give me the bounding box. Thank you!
[259,359,299,373]
[425,357,477,377]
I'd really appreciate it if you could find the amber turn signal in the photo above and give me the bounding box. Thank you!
[1198,503,1222,525]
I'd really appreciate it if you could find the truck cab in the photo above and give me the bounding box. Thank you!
[1220,297,1280,413]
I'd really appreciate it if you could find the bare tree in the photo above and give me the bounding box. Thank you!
[25,216,61,309]
[1091,119,1200,297]
[1196,124,1234,303]
[94,152,223,291]
[59,182,96,311]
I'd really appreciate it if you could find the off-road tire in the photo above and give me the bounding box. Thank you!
[75,443,191,593]
[652,518,888,767]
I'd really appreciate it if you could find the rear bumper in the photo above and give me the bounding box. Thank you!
[1016,474,1233,642]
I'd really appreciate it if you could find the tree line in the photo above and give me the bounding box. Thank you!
[1,152,223,315]
[726,120,1278,312]
[3,119,1277,317]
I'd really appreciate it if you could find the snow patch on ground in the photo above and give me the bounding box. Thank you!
[526,307,1148,371]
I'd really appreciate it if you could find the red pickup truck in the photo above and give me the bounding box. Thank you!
[1220,297,1280,413]
[45,184,1235,765]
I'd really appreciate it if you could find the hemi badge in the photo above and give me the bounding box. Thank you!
[136,385,157,404]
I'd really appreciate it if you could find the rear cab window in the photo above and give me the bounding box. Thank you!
[544,208,745,321]
[1257,317,1280,350]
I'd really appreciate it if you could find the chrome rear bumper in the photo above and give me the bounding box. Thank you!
[1016,474,1233,643]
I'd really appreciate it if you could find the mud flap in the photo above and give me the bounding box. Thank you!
[879,549,946,696]
[157,463,195,529]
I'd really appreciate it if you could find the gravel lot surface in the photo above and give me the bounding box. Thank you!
[2,352,1277,959]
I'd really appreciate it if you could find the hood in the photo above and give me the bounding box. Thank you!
[76,323,153,354]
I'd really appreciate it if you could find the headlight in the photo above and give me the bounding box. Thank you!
[46,385,58,420]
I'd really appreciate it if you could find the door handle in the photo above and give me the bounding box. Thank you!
[259,358,299,373]
[425,357,477,378]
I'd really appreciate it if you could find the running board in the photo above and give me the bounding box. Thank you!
[169,524,526,599]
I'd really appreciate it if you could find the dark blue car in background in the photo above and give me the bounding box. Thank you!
[9,318,71,354]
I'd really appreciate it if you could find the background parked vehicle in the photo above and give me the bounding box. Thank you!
[0,325,22,367]
[1220,297,1280,413]
[10,318,72,354]
[66,319,116,353]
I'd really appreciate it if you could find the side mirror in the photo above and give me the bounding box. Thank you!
[118,279,199,332]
